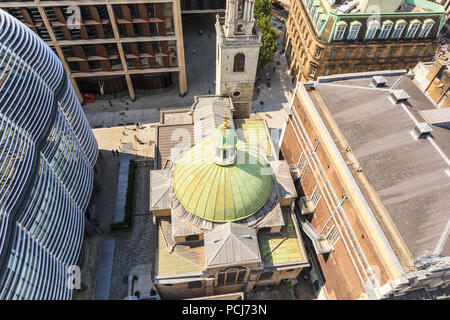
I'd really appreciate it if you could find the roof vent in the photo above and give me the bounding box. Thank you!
[372,76,387,87]
[410,122,433,139]
[390,89,410,104]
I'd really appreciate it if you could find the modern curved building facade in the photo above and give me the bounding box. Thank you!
[0,10,97,299]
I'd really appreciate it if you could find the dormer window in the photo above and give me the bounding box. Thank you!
[365,20,379,40]
[392,19,407,39]
[333,21,347,41]
[379,20,394,39]
[406,20,421,38]
[419,19,434,38]
[347,21,362,40]
[237,0,244,20]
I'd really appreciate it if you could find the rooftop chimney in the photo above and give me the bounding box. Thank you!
[372,76,387,87]
[391,89,410,104]
[410,122,433,139]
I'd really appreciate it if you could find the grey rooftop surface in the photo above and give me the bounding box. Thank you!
[313,73,450,259]
[191,95,234,141]
[204,222,261,268]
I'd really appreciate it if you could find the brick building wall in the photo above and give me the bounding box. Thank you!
[281,90,391,299]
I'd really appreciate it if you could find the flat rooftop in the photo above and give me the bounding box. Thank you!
[235,119,275,160]
[155,123,194,169]
[258,209,307,266]
[329,0,437,14]
[311,72,450,259]
[154,218,205,279]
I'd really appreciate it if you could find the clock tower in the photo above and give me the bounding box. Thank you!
[215,0,262,119]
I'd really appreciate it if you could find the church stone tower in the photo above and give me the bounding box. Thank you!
[215,0,262,119]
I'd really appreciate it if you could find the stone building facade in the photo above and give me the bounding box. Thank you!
[215,0,261,119]
[285,0,447,83]
[0,0,187,102]
[149,96,309,300]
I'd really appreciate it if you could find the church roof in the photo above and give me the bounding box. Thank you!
[204,222,261,268]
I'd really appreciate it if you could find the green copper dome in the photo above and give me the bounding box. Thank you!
[172,130,273,223]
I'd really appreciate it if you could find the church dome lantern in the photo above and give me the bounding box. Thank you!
[212,118,238,166]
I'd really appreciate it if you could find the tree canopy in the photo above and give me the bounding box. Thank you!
[254,0,272,20]
[254,0,278,70]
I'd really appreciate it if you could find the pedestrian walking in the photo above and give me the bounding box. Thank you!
[199,30,203,36]
[193,48,196,54]
[115,149,120,156]
[208,87,211,94]
[111,149,115,156]
[109,100,112,107]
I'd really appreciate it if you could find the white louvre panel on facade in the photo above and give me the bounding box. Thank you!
[0,10,98,300]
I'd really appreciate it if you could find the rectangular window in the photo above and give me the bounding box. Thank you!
[365,22,379,39]
[362,49,367,59]
[334,24,347,41]
[406,23,421,38]
[414,47,422,56]
[188,281,203,289]
[217,269,247,286]
[419,22,434,38]
[226,270,237,285]
[347,23,361,40]
[345,50,351,59]
[310,186,322,207]
[392,23,406,38]
[330,50,337,60]
[314,48,322,58]
[185,235,200,241]
[309,65,317,76]
[379,23,393,39]
[297,152,307,170]
[326,225,340,247]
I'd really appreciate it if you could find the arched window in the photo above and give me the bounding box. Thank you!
[233,53,245,72]
[419,19,435,38]
[379,20,394,39]
[237,0,244,19]
[365,20,380,39]
[333,21,347,41]
[406,19,421,38]
[347,21,362,40]
[392,20,407,38]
